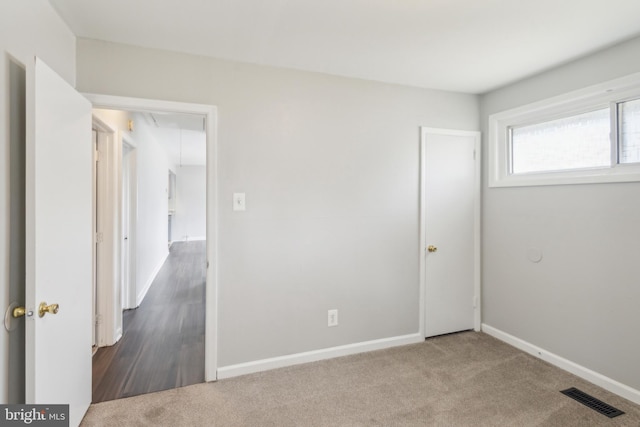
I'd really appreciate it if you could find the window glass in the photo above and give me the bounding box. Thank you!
[619,98,640,164]
[510,108,610,174]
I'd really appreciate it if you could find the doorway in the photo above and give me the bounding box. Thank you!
[17,58,217,423]
[419,128,481,338]
[86,96,218,402]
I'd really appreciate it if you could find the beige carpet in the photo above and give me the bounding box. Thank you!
[81,332,640,426]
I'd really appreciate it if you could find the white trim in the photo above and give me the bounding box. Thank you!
[482,324,640,405]
[92,117,122,347]
[171,236,206,243]
[84,93,219,382]
[205,105,219,382]
[419,127,482,338]
[136,252,167,307]
[83,93,214,116]
[218,333,423,379]
[418,131,427,338]
[489,72,640,188]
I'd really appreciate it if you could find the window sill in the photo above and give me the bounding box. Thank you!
[489,164,640,188]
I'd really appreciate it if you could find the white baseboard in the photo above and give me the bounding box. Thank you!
[136,252,168,306]
[217,333,424,380]
[482,324,640,405]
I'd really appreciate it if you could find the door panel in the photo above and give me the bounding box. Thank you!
[26,57,92,426]
[423,130,478,337]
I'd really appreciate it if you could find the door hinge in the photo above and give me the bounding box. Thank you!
[95,314,102,326]
[473,149,476,160]
[95,150,101,162]
[95,232,104,244]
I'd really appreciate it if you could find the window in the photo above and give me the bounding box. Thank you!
[619,98,640,164]
[510,108,610,174]
[489,73,640,187]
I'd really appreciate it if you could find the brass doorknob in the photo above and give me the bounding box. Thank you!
[39,302,59,318]
[427,245,438,253]
[12,306,26,318]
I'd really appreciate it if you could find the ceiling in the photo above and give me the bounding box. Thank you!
[137,111,206,166]
[50,0,640,94]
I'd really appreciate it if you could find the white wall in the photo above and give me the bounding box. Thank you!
[132,112,171,303]
[173,166,206,242]
[480,35,640,393]
[76,39,479,367]
[0,0,76,404]
[92,110,171,306]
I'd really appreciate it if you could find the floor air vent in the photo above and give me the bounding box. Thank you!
[560,387,625,418]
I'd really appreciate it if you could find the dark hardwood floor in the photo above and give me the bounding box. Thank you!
[92,241,206,403]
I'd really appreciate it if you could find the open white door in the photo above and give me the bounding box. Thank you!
[25,58,93,426]
[421,128,481,338]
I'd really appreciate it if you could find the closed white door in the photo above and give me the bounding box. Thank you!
[25,58,93,426]
[421,128,480,338]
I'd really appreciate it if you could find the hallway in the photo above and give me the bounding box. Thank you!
[92,241,206,402]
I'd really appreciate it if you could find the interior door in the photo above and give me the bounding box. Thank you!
[25,57,93,426]
[423,129,479,338]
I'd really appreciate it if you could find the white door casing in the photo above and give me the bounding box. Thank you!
[92,129,98,348]
[93,118,123,347]
[419,128,481,338]
[26,58,93,426]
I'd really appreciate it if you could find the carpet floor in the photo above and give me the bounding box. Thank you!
[80,331,640,426]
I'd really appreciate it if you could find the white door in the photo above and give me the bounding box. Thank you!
[421,128,480,338]
[25,58,93,426]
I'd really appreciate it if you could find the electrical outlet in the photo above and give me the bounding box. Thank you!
[328,309,338,327]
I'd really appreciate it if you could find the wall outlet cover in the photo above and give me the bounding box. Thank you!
[328,309,338,327]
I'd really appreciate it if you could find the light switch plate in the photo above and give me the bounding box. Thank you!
[233,193,246,211]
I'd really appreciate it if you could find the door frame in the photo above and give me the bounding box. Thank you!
[84,93,219,381]
[418,127,482,338]
[93,116,123,347]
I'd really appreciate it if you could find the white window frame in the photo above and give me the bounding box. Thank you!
[489,72,640,187]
